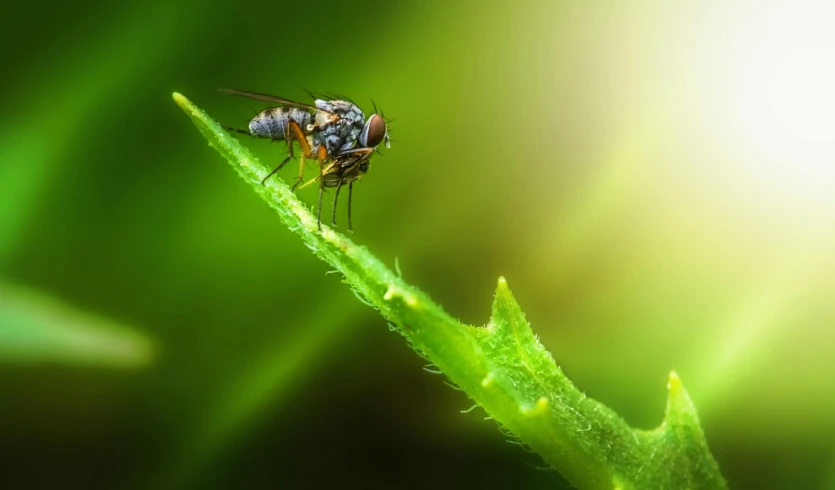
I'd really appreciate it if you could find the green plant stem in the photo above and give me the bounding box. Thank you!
[174,92,726,490]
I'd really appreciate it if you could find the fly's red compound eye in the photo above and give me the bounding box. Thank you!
[360,114,387,148]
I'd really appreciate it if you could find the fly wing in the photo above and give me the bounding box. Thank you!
[218,88,336,114]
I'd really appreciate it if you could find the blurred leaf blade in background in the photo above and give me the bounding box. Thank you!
[163,300,355,489]
[174,92,727,489]
[0,281,152,367]
[0,0,204,268]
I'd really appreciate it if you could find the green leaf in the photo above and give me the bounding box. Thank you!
[159,299,356,489]
[0,282,152,367]
[173,92,727,489]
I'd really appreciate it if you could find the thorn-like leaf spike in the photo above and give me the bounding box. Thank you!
[490,276,518,327]
[655,372,728,490]
[665,371,697,427]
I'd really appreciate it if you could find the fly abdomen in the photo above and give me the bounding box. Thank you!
[249,107,311,140]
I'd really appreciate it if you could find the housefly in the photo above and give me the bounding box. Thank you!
[219,88,391,231]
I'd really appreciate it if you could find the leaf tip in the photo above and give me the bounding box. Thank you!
[493,275,514,306]
[497,275,508,289]
[491,274,524,318]
[667,370,683,396]
[664,370,699,427]
[661,372,727,488]
[172,92,189,107]
[488,275,534,339]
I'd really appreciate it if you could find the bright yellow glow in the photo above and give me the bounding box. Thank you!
[716,2,835,207]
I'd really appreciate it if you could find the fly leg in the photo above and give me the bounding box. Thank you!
[261,122,295,185]
[347,182,353,232]
[261,156,292,185]
[317,151,326,230]
[291,142,328,190]
[317,179,324,231]
[297,146,335,191]
[292,155,305,191]
[331,179,343,226]
[262,120,319,186]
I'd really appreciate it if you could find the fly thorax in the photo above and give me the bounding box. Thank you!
[315,110,335,129]
[312,100,367,155]
[324,134,343,154]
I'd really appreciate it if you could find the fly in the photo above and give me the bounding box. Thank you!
[219,88,391,231]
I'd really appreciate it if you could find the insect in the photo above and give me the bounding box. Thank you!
[316,147,374,231]
[219,88,391,231]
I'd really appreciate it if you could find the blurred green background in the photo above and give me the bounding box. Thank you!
[2,0,835,488]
